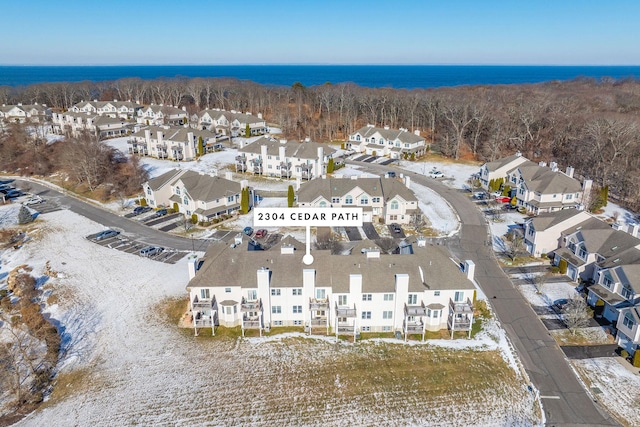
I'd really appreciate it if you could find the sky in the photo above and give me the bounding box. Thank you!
[1,0,639,65]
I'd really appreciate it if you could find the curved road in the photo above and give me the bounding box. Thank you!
[350,161,618,427]
[22,169,618,425]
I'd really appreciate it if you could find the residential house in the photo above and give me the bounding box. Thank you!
[347,124,426,159]
[51,111,130,137]
[143,169,250,222]
[0,103,51,123]
[480,153,591,215]
[129,125,218,161]
[296,176,419,224]
[523,209,592,257]
[137,104,188,126]
[70,100,143,119]
[186,235,476,339]
[193,108,268,137]
[236,137,336,180]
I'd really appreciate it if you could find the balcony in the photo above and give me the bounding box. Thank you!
[404,321,424,334]
[235,155,247,163]
[447,315,472,331]
[242,315,262,329]
[335,303,357,318]
[192,295,214,310]
[310,317,328,326]
[337,325,355,334]
[241,297,262,312]
[449,298,474,314]
[194,311,216,327]
[405,302,427,317]
[310,298,330,310]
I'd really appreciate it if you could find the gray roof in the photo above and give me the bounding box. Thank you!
[132,125,217,142]
[198,109,265,125]
[483,154,526,173]
[187,236,474,294]
[352,125,424,144]
[297,177,417,204]
[145,169,183,191]
[516,161,582,194]
[529,209,584,232]
[176,170,241,202]
[239,137,336,159]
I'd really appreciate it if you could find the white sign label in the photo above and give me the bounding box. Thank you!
[254,207,364,227]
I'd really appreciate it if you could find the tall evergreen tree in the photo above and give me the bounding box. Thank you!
[245,123,251,137]
[240,187,249,214]
[197,136,204,157]
[287,185,295,207]
[327,158,335,173]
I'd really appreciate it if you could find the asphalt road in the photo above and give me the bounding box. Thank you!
[348,161,619,426]
[22,180,211,252]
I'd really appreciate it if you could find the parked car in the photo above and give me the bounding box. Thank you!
[391,223,402,233]
[428,170,444,179]
[473,192,486,200]
[386,171,396,178]
[0,186,16,194]
[243,226,254,236]
[24,196,45,205]
[255,229,267,239]
[140,246,163,257]
[133,206,151,215]
[553,298,569,311]
[4,190,23,199]
[154,208,168,217]
[495,196,512,203]
[95,229,120,240]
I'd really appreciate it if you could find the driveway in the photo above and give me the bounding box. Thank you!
[344,226,362,241]
[561,345,619,359]
[361,222,380,240]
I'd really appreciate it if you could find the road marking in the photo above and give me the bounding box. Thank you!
[540,395,561,399]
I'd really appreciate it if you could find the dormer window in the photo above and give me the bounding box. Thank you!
[623,313,635,329]
[622,286,633,300]
[175,187,181,195]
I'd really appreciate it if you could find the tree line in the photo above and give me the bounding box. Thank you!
[2,76,640,209]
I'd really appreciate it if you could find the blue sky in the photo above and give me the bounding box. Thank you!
[2,0,639,65]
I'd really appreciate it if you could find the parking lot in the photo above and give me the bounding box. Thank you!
[86,231,188,264]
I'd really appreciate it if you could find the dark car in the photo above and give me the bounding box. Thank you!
[154,208,168,217]
[243,226,254,236]
[255,229,267,239]
[5,190,23,199]
[391,223,402,233]
[95,229,120,241]
[386,171,396,178]
[134,206,151,215]
[553,299,569,311]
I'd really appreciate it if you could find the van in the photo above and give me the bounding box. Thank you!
[140,246,163,257]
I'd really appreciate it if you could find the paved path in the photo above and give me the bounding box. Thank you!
[348,161,619,426]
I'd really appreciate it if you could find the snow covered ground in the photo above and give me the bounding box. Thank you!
[398,160,479,190]
[0,206,542,426]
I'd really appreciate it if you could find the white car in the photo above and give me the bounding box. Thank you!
[24,196,44,205]
[428,170,444,179]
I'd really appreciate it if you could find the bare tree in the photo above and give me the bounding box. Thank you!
[562,297,591,335]
[506,230,524,261]
[532,272,550,294]
[410,213,427,234]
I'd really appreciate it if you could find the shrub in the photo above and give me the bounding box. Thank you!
[139,198,147,206]
[410,153,415,161]
[550,266,560,274]
[173,202,179,212]
[621,349,629,359]
[633,351,640,367]
[340,142,345,149]
[191,214,198,224]
[372,150,377,157]
[558,259,568,275]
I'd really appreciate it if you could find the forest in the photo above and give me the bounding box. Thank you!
[1,76,640,209]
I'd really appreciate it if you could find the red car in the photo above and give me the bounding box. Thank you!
[495,196,512,203]
[255,229,268,239]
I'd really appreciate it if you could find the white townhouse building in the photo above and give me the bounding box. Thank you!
[186,235,476,340]
[480,153,592,215]
[523,209,593,257]
[235,137,336,180]
[297,176,420,224]
[129,125,218,161]
[193,108,268,137]
[347,124,427,159]
[51,111,130,138]
[70,100,143,119]
[0,103,51,123]
[143,169,251,222]
[137,104,188,126]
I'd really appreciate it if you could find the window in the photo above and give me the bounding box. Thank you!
[566,194,573,200]
[227,196,234,202]
[382,326,392,332]
[390,200,399,210]
[379,138,384,145]
[332,197,340,203]
[225,288,231,293]
[146,188,152,196]
[389,215,398,221]
[360,196,369,205]
[175,187,181,195]
[408,294,417,305]
[292,288,302,296]
[247,290,257,301]
[319,201,327,207]
[454,291,464,302]
[623,313,634,329]
[225,307,232,315]
[316,289,326,299]
[272,306,282,314]
[362,294,372,301]
[361,326,371,332]
[293,320,302,326]
[345,195,353,205]
[603,276,613,288]
[622,287,633,300]
[362,311,371,319]
[271,289,281,296]
[433,310,440,318]
[338,295,348,305]
[293,305,302,314]
[371,137,376,144]
[316,310,325,316]
[383,293,394,301]
[273,320,283,326]
[372,197,380,203]
[183,196,188,205]
[434,291,440,297]
[200,289,210,299]
[383,311,393,319]
[427,309,431,317]
[356,135,361,141]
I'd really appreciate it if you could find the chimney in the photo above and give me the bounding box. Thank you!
[240,179,248,190]
[384,125,390,130]
[317,146,324,177]
[238,139,244,149]
[464,260,475,282]
[279,145,286,160]
[280,245,295,255]
[628,224,639,238]
[257,113,263,119]
[414,129,420,136]
[550,161,558,172]
[565,166,575,178]
[225,171,233,180]
[113,99,117,102]
[305,137,311,142]
[182,106,187,111]
[515,151,522,157]
[260,144,268,161]
[279,139,287,144]
[404,176,411,189]
[538,161,547,167]
[365,248,380,258]
[581,179,593,206]
[187,255,198,280]
[296,177,302,190]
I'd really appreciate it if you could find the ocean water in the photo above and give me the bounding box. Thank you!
[0,65,639,89]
